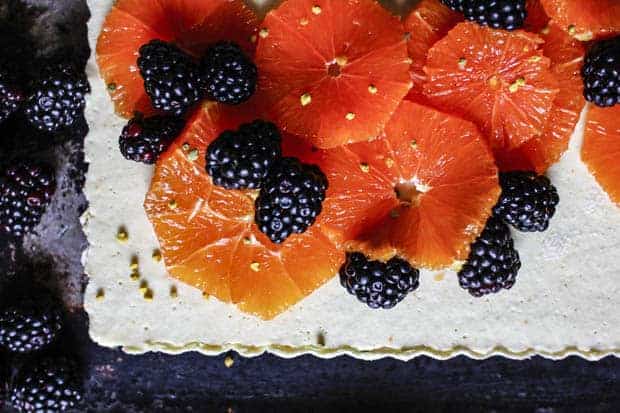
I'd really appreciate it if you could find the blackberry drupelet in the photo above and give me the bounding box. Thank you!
[206,120,281,189]
[201,42,257,105]
[441,0,465,11]
[24,63,90,132]
[138,40,203,116]
[582,36,620,107]
[255,157,328,244]
[0,294,63,354]
[9,356,82,412]
[458,216,521,297]
[339,253,420,309]
[0,161,56,239]
[119,115,185,164]
[0,65,24,124]
[493,171,559,232]
[460,0,527,30]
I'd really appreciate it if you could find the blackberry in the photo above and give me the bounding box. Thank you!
[9,356,82,412]
[255,158,328,244]
[0,294,63,354]
[138,40,203,116]
[0,65,24,124]
[458,216,521,297]
[493,171,559,232]
[441,0,465,11]
[339,253,420,309]
[201,42,257,105]
[456,0,527,30]
[119,115,185,164]
[582,36,620,107]
[206,120,281,189]
[24,63,90,133]
[0,161,56,239]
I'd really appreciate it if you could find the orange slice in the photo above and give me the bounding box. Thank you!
[423,22,560,151]
[404,0,461,104]
[97,0,259,118]
[254,0,412,149]
[144,101,341,320]
[495,23,585,172]
[541,0,620,41]
[317,101,500,269]
[582,105,620,206]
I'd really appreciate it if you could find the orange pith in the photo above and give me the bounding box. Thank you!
[582,106,620,206]
[144,101,341,320]
[316,101,500,269]
[254,0,412,149]
[495,22,585,173]
[404,0,461,105]
[541,0,620,41]
[423,22,560,151]
[96,0,258,118]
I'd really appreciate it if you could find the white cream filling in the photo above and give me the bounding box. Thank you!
[83,0,620,360]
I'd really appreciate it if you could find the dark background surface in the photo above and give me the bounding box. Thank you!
[0,0,618,412]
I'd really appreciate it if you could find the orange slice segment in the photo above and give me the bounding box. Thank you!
[144,102,341,320]
[423,22,560,151]
[317,101,500,269]
[541,0,620,41]
[254,0,412,149]
[495,23,586,172]
[97,0,259,118]
[582,105,620,206]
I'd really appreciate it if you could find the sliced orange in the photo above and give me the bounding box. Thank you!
[495,23,585,172]
[404,0,461,104]
[525,0,550,32]
[97,0,259,118]
[423,22,559,151]
[144,101,341,320]
[316,101,500,269]
[254,0,412,149]
[541,0,620,41]
[582,105,620,206]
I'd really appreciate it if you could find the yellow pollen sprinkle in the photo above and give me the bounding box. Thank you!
[489,75,499,88]
[259,28,269,39]
[130,272,140,281]
[335,55,348,66]
[116,228,128,243]
[152,250,162,262]
[458,58,467,69]
[410,140,418,150]
[509,77,526,93]
[250,34,257,43]
[359,162,370,173]
[96,289,105,301]
[107,83,116,91]
[300,93,312,106]
[368,84,378,94]
[202,291,210,300]
[541,26,550,35]
[567,25,576,35]
[187,149,199,162]
[312,5,322,15]
[529,56,542,63]
[139,280,148,294]
[224,356,235,368]
[250,262,261,272]
[345,112,356,121]
[130,256,139,271]
[523,46,530,53]
[143,289,154,301]
[300,18,309,26]
[182,143,190,151]
[170,286,178,299]
[168,199,178,210]
[385,158,395,168]
[575,32,593,41]
[242,236,253,245]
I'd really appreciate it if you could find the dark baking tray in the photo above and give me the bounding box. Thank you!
[0,1,618,411]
